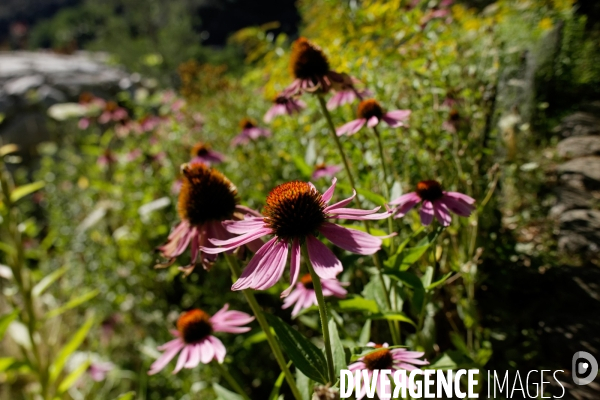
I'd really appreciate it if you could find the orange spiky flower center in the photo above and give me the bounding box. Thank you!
[240,117,257,130]
[289,37,330,80]
[416,180,444,202]
[363,347,393,370]
[177,309,213,344]
[357,99,384,120]
[177,163,238,226]
[191,142,211,157]
[299,273,314,290]
[263,181,326,240]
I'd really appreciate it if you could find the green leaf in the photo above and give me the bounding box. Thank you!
[427,272,453,291]
[0,242,16,256]
[337,296,379,314]
[0,310,18,340]
[383,269,424,290]
[46,290,99,319]
[213,382,244,400]
[296,368,313,400]
[10,181,45,203]
[114,392,136,400]
[370,312,417,327]
[291,155,313,178]
[384,227,441,270]
[33,265,69,297]
[49,315,95,383]
[421,266,434,288]
[329,319,347,376]
[0,357,15,372]
[358,320,371,346]
[58,360,90,393]
[265,314,328,384]
[268,369,287,400]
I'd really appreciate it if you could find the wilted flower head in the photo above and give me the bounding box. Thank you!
[148,305,254,375]
[311,163,343,180]
[232,118,272,147]
[390,180,475,226]
[157,163,260,274]
[283,37,349,97]
[201,178,391,294]
[190,142,225,166]
[348,343,429,400]
[336,99,411,136]
[264,94,306,123]
[282,274,348,317]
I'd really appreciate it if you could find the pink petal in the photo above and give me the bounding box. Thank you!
[157,338,184,351]
[282,284,304,309]
[292,291,312,317]
[232,238,277,290]
[306,235,343,279]
[319,222,382,255]
[444,191,476,205]
[250,239,289,290]
[199,339,215,364]
[389,192,420,206]
[321,177,338,204]
[336,119,366,136]
[203,227,271,253]
[172,345,190,374]
[419,201,434,226]
[209,336,227,363]
[439,196,474,216]
[324,190,356,212]
[185,343,201,368]
[222,218,266,234]
[148,340,185,375]
[432,201,452,226]
[384,110,411,121]
[367,116,379,128]
[281,238,301,298]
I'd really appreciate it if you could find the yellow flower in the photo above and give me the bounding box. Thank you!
[538,17,553,31]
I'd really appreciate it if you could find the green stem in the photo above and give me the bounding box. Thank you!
[301,244,335,383]
[214,362,251,400]
[224,255,303,400]
[372,126,396,255]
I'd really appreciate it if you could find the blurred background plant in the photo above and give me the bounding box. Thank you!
[1,0,599,399]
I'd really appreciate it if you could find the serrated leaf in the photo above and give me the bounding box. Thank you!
[0,310,18,340]
[10,181,45,203]
[329,319,347,376]
[213,382,244,400]
[337,296,379,314]
[265,314,328,384]
[49,315,95,383]
[58,360,90,393]
[33,265,69,297]
[46,290,99,319]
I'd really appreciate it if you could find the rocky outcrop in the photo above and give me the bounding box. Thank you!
[552,109,600,257]
[0,51,134,154]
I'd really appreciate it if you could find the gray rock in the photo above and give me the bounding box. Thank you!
[553,112,600,138]
[4,74,44,96]
[557,136,600,159]
[549,186,598,217]
[557,157,600,189]
[559,209,600,254]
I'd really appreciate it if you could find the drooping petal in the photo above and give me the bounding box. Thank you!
[209,336,227,363]
[367,116,379,128]
[282,284,304,310]
[203,227,272,254]
[336,119,366,136]
[199,339,215,364]
[432,201,452,226]
[250,239,289,290]
[319,222,382,255]
[444,191,476,205]
[185,343,201,369]
[306,235,343,279]
[222,218,266,234]
[382,110,411,127]
[231,238,277,290]
[389,192,420,206]
[281,238,301,298]
[148,340,185,375]
[172,345,190,374]
[157,338,184,352]
[419,201,434,226]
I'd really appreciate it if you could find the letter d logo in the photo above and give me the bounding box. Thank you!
[572,351,598,385]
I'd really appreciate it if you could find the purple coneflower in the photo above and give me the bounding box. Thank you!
[327,75,373,110]
[390,180,475,226]
[201,178,391,293]
[98,101,128,124]
[283,37,350,97]
[282,273,347,317]
[348,343,429,400]
[311,163,343,180]
[88,361,114,382]
[148,305,253,375]
[231,118,272,147]
[157,163,260,275]
[190,142,225,166]
[336,99,411,136]
[264,94,306,123]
